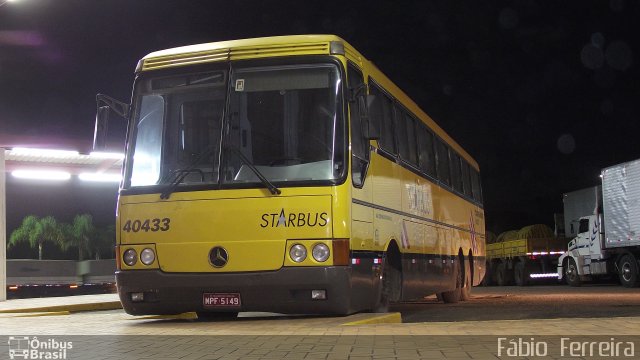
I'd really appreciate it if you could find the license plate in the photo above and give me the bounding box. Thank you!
[203,293,241,308]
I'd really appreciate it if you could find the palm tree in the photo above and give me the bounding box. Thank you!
[91,224,116,260]
[9,215,64,260]
[60,214,96,261]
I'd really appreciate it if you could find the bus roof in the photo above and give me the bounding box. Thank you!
[138,34,478,169]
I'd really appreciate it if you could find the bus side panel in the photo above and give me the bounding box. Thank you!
[350,220,378,311]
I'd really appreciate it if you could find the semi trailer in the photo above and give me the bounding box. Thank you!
[558,159,640,287]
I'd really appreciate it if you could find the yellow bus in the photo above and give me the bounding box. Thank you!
[95,35,485,317]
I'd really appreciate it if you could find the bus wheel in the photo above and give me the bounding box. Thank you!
[565,258,582,287]
[460,258,472,301]
[374,256,401,312]
[196,312,238,320]
[618,254,639,288]
[441,259,462,303]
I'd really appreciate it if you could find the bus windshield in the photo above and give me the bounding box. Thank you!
[126,62,344,190]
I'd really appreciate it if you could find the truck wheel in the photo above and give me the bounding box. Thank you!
[514,262,529,286]
[482,261,493,286]
[565,258,582,287]
[441,259,462,303]
[496,262,511,286]
[618,254,640,288]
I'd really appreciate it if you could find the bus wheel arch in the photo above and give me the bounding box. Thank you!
[374,240,402,312]
[441,249,464,303]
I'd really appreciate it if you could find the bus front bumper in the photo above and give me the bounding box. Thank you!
[116,266,356,315]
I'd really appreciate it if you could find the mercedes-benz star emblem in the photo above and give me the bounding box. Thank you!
[209,246,229,268]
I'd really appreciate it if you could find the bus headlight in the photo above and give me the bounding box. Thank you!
[290,244,307,263]
[312,243,330,262]
[123,249,137,266]
[140,248,155,265]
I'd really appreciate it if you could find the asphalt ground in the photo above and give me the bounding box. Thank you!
[2,285,640,359]
[398,284,640,323]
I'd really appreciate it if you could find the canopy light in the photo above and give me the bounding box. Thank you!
[12,170,71,181]
[10,147,79,158]
[89,151,125,160]
[79,173,122,182]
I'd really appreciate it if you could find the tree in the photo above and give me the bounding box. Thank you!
[9,215,64,260]
[92,224,116,260]
[60,214,96,261]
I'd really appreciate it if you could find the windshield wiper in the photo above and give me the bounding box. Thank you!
[160,146,215,199]
[226,146,281,195]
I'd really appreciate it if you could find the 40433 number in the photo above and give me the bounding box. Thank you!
[122,218,170,233]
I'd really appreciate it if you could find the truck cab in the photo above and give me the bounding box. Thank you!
[558,214,605,285]
[568,215,603,258]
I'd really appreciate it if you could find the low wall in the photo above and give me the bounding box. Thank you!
[7,259,116,285]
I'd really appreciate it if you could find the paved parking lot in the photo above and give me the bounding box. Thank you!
[1,285,639,359]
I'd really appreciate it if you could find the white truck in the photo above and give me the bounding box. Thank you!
[558,159,640,287]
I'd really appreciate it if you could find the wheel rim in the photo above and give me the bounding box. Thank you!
[622,262,633,282]
[566,263,578,282]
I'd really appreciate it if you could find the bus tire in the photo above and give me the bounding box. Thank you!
[618,254,640,288]
[441,258,462,303]
[374,250,402,312]
[460,256,472,301]
[565,258,582,287]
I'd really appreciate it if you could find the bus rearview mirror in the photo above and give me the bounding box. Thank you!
[93,106,110,151]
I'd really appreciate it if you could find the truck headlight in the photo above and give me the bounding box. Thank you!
[290,244,307,263]
[312,243,330,262]
[123,249,137,266]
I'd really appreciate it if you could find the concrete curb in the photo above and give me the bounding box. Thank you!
[0,301,122,314]
[341,312,402,325]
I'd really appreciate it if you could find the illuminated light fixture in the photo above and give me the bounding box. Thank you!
[526,251,565,256]
[12,170,71,181]
[79,173,122,182]
[529,273,560,279]
[69,284,79,289]
[89,151,125,160]
[9,285,18,291]
[10,147,79,158]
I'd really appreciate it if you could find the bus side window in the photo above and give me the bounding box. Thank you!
[436,139,451,186]
[369,82,396,155]
[348,64,368,187]
[395,106,418,166]
[403,113,418,166]
[451,152,463,193]
[461,160,472,197]
[471,168,482,203]
[417,125,436,177]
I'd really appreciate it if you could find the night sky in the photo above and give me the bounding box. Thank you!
[1,0,639,235]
